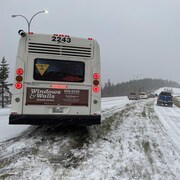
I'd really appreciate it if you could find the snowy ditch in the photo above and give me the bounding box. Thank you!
[0,98,180,179]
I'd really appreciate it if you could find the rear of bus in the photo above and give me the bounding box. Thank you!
[9,31,101,126]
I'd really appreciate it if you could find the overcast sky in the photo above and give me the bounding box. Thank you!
[1,0,180,84]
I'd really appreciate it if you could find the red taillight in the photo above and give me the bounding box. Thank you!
[93,73,99,79]
[88,38,93,40]
[11,112,18,115]
[15,68,23,89]
[16,68,23,75]
[93,86,100,92]
[93,73,100,93]
[15,82,22,89]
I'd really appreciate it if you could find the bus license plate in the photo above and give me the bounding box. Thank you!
[53,107,63,113]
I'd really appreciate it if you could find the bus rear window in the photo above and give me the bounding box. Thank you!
[33,58,85,82]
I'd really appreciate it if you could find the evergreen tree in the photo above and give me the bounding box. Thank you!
[0,56,10,107]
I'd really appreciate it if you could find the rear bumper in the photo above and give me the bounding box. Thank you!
[9,114,101,126]
[157,100,173,106]
[139,97,148,99]
[128,97,138,100]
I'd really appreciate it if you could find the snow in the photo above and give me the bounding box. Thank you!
[155,87,180,96]
[0,88,180,179]
[101,96,130,118]
[0,108,30,142]
[155,105,180,152]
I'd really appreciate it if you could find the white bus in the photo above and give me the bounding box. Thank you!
[9,30,101,126]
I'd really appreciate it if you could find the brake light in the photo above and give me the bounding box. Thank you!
[16,68,23,75]
[57,34,70,37]
[93,86,100,92]
[15,82,22,89]
[93,73,99,79]
[15,68,23,89]
[11,112,17,115]
[92,72,100,93]
[50,84,68,89]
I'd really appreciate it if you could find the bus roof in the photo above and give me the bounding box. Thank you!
[21,32,98,58]
[25,32,96,46]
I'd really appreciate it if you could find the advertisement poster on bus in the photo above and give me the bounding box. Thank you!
[26,87,89,106]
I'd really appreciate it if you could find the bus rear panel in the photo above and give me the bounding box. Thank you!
[9,32,101,126]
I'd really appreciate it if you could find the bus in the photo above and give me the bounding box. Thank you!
[9,30,101,126]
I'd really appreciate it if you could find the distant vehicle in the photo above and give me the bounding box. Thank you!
[128,92,139,100]
[139,92,148,99]
[9,30,101,126]
[148,93,155,98]
[157,91,173,107]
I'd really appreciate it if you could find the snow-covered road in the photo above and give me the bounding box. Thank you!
[0,96,180,179]
[155,104,180,152]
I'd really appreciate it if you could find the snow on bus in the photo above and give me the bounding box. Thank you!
[9,30,101,126]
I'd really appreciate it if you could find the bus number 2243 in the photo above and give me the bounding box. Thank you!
[52,36,71,43]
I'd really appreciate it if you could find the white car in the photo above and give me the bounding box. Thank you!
[139,92,148,99]
[128,92,139,100]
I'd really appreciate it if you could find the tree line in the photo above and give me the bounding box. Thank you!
[0,56,10,108]
[102,79,180,97]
